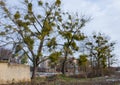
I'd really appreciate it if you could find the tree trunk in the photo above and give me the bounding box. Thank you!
[61,56,67,75]
[31,63,38,79]
[97,61,101,76]
[73,63,76,75]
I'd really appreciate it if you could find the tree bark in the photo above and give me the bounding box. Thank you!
[61,55,67,75]
[31,62,38,79]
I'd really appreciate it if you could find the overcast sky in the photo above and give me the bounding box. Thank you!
[4,0,120,66]
[62,0,120,66]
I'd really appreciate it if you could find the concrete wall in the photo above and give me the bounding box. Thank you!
[0,62,31,84]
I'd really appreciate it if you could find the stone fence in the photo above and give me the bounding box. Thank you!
[0,62,31,84]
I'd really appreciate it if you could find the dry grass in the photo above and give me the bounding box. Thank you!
[3,75,120,85]
[8,81,120,85]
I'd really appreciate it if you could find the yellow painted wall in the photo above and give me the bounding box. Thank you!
[0,62,31,84]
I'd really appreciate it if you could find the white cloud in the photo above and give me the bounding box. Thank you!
[3,0,120,65]
[62,0,120,63]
